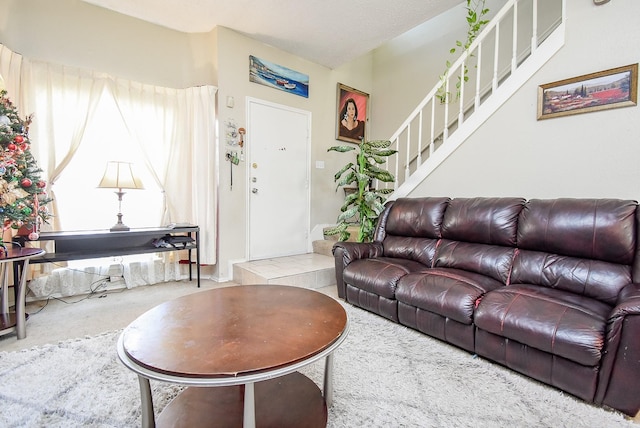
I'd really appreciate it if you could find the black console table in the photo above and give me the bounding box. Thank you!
[16,225,200,287]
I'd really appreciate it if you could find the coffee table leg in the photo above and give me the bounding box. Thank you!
[138,376,156,428]
[243,382,256,428]
[324,353,334,407]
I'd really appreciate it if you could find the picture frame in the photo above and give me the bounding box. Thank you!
[537,63,638,120]
[249,55,309,98]
[336,83,369,143]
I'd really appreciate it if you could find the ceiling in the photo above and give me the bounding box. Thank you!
[80,0,461,69]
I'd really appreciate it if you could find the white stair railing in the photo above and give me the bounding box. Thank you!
[385,0,566,199]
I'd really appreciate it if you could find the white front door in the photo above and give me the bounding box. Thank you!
[247,98,310,260]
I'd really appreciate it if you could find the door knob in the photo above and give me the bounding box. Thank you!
[252,188,258,194]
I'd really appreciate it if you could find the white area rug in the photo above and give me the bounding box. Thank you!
[0,304,634,427]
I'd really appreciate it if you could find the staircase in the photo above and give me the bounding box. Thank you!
[384,0,566,199]
[233,1,567,288]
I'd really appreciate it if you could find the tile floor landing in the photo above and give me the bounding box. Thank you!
[233,253,336,289]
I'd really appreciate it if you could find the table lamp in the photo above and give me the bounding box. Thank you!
[98,161,144,231]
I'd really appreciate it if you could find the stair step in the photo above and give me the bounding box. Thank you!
[233,253,335,289]
[312,239,334,257]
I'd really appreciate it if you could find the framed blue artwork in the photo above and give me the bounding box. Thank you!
[249,55,309,98]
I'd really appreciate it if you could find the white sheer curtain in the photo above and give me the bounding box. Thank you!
[27,61,107,233]
[111,80,217,264]
[0,44,217,297]
[0,45,25,104]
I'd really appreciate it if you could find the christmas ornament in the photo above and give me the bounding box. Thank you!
[20,178,32,188]
[14,135,24,144]
[7,143,16,151]
[28,231,39,240]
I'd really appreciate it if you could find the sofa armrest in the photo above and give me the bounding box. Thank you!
[332,241,383,299]
[596,283,640,414]
[612,283,640,316]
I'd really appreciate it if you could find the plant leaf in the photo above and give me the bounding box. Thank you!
[336,170,356,188]
[372,148,397,157]
[333,162,353,181]
[328,145,355,153]
[375,188,395,195]
[370,170,395,183]
[340,192,358,211]
[367,140,392,148]
[337,206,358,222]
[323,223,345,236]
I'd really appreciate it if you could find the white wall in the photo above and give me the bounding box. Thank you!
[213,26,372,279]
[371,0,640,201]
[0,0,214,88]
[0,0,372,280]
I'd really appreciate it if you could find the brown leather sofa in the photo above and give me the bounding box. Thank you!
[333,197,640,416]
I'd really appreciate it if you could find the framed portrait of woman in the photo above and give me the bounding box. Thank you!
[336,83,369,144]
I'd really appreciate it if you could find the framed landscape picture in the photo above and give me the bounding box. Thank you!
[249,55,309,98]
[537,63,638,120]
[336,83,369,143]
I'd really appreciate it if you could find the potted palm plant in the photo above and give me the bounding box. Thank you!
[326,139,397,242]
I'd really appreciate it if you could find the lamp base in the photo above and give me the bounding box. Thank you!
[110,223,130,232]
[110,212,130,232]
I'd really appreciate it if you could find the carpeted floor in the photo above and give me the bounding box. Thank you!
[0,301,635,427]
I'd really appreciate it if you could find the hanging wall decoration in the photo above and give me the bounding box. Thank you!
[537,63,638,120]
[249,55,309,98]
[336,83,369,144]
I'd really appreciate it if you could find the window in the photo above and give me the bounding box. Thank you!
[52,88,163,232]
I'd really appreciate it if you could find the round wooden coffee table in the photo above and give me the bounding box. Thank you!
[117,284,349,428]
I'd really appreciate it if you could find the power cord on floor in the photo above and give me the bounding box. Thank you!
[26,262,127,315]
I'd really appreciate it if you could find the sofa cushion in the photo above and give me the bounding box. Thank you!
[396,269,504,325]
[515,198,637,304]
[475,284,611,366]
[511,249,632,306]
[434,240,515,284]
[383,236,439,266]
[517,198,636,265]
[383,197,450,239]
[441,197,525,246]
[343,257,429,299]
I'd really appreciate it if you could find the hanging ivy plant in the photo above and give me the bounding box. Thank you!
[436,0,490,104]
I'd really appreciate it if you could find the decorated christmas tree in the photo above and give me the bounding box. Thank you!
[0,89,52,247]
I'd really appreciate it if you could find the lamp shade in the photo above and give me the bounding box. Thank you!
[98,161,144,190]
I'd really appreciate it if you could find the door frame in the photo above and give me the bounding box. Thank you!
[245,97,312,260]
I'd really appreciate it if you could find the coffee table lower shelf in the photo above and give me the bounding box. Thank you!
[156,372,326,428]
